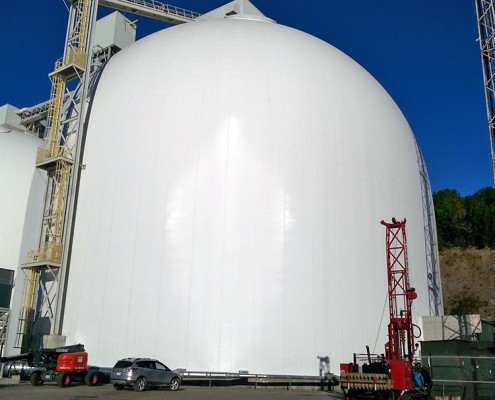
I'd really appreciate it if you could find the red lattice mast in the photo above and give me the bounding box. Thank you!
[381,218,417,364]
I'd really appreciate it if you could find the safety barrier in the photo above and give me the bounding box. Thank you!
[425,355,495,400]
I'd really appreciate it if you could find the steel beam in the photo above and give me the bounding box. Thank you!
[98,0,200,24]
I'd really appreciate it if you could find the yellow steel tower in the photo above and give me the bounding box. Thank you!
[15,0,201,352]
[16,0,98,351]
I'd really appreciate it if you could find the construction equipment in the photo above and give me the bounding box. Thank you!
[1,344,102,387]
[340,218,431,400]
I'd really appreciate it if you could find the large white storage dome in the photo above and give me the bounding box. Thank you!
[0,125,45,355]
[63,15,435,375]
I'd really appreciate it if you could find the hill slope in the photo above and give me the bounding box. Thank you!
[440,247,495,320]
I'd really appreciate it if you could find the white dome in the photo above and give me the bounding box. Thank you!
[0,128,45,355]
[62,16,434,375]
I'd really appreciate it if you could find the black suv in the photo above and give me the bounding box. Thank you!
[110,358,181,391]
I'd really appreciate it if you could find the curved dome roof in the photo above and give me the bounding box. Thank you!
[62,16,434,375]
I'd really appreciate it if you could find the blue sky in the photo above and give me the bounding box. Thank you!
[1,0,490,196]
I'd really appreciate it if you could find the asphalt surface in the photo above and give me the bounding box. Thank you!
[0,382,344,400]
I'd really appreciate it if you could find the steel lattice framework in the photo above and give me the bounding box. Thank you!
[415,142,442,316]
[381,219,416,363]
[476,0,495,187]
[15,0,202,352]
[16,0,99,351]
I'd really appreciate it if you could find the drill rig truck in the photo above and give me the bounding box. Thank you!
[340,219,431,400]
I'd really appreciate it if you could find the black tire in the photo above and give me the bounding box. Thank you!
[84,371,99,386]
[133,377,147,392]
[113,383,124,390]
[169,377,180,391]
[29,371,43,386]
[57,372,71,388]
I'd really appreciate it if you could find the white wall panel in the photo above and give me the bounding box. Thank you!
[0,128,45,355]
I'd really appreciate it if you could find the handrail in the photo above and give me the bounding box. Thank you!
[99,0,201,23]
[181,370,324,380]
[179,370,336,390]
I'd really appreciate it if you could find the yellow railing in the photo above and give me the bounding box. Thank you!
[36,144,72,165]
[46,74,66,157]
[24,269,39,311]
[27,242,64,264]
[54,160,70,240]
[65,0,91,62]
[15,269,39,350]
[36,145,52,165]
[18,0,92,351]
[78,0,91,52]
[64,47,86,69]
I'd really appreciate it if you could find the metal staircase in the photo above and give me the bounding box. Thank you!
[16,0,98,351]
[15,0,202,352]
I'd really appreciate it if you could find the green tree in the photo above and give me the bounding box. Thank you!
[465,194,490,248]
[448,294,488,315]
[433,187,495,249]
[464,187,495,248]
[489,202,495,247]
[433,189,467,248]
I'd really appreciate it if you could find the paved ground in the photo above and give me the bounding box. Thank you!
[0,382,344,400]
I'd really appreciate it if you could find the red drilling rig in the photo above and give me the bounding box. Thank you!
[340,218,431,400]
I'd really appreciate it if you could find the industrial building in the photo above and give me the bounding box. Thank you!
[0,0,442,377]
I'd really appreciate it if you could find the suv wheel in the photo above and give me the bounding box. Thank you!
[134,377,147,392]
[170,377,180,391]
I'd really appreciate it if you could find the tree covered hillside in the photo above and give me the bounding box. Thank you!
[433,187,495,320]
[434,187,495,249]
